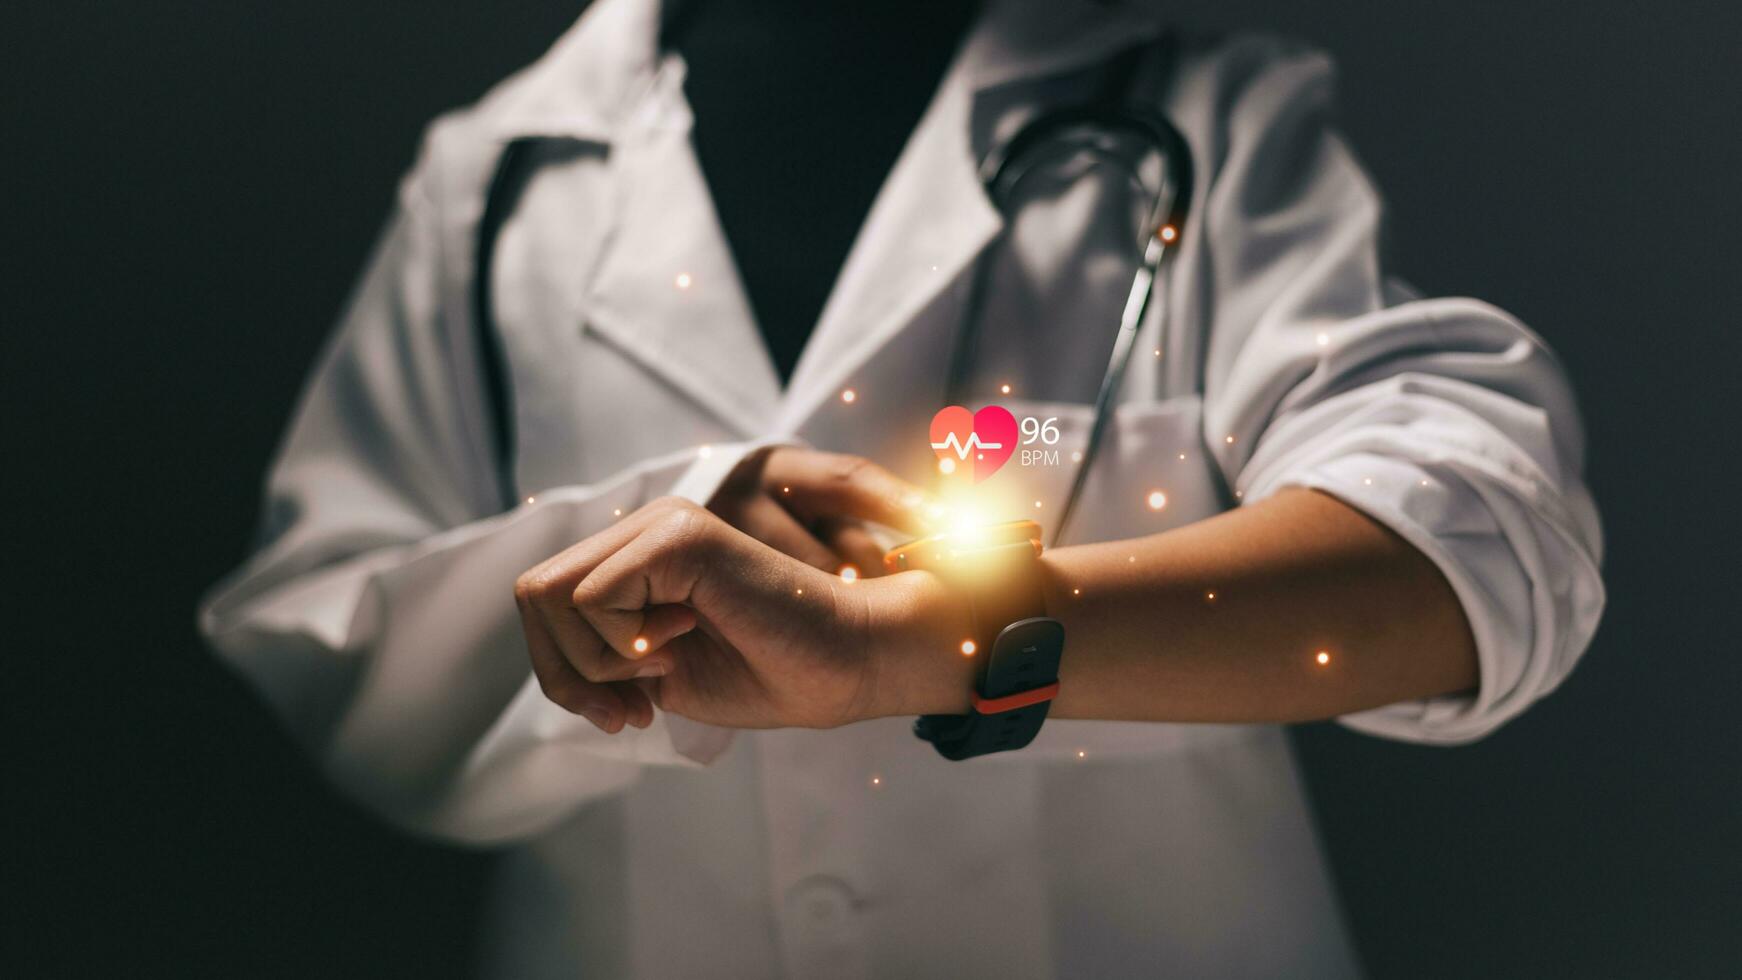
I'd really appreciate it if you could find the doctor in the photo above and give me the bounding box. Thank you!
[202,0,1605,976]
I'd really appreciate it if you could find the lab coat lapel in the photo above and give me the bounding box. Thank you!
[582,61,783,439]
[775,0,1169,434]
[777,54,1000,433]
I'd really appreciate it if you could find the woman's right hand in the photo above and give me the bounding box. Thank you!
[706,447,935,576]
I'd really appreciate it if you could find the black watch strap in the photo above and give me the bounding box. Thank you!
[914,542,1064,760]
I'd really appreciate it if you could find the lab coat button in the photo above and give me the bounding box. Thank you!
[785,875,858,927]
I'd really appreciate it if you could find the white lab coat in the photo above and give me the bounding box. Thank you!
[200,0,1605,976]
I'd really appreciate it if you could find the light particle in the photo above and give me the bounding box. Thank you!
[841,388,857,404]
[675,272,692,290]
[633,637,650,654]
[960,639,978,656]
[839,565,859,583]
[1315,650,1331,666]
[1147,490,1167,511]
[1000,383,1012,395]
[939,457,957,475]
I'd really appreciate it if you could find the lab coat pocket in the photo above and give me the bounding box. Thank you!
[984,395,1226,545]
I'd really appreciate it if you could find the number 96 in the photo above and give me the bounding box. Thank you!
[1021,416,1060,445]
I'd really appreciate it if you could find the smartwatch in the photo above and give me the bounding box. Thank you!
[883,520,1064,760]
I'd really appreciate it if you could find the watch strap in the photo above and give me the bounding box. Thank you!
[914,542,1063,760]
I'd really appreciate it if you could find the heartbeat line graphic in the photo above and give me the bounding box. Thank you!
[930,431,1004,460]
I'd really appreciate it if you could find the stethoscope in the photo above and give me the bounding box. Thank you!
[946,46,1195,548]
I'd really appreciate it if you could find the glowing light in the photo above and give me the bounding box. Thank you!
[1077,749,1088,758]
[1363,477,1373,486]
[699,445,713,459]
[1146,490,1167,511]
[1224,435,1235,444]
[525,496,536,505]
[1234,490,1244,499]
[633,637,650,654]
[1033,500,1043,509]
[1000,383,1012,395]
[1070,450,1083,463]
[1128,555,1136,563]
[976,453,984,461]
[840,388,857,404]
[782,486,791,493]
[796,588,804,595]
[1206,591,1217,602]
[960,639,978,656]
[938,457,957,475]
[674,272,692,290]
[1178,452,1186,460]
[613,508,622,517]
[1073,587,1081,596]
[1153,348,1163,357]
[1420,479,1431,487]
[1315,331,1329,346]
[1159,225,1178,243]
[1315,650,1331,666]
[839,565,859,583]
[871,774,883,787]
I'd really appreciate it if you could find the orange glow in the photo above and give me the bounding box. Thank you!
[1000,383,1012,395]
[1315,650,1331,666]
[840,388,857,404]
[633,637,650,654]
[1159,225,1177,242]
[839,565,859,583]
[960,640,978,657]
[1206,591,1217,602]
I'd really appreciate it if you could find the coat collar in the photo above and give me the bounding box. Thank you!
[483,0,1168,438]
[487,0,1168,145]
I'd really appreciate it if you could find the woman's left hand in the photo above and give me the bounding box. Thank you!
[514,496,971,733]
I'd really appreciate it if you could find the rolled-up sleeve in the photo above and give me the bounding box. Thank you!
[1194,38,1605,743]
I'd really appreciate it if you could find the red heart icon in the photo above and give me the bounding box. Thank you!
[930,405,1018,483]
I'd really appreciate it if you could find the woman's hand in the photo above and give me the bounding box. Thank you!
[706,447,933,576]
[514,497,972,733]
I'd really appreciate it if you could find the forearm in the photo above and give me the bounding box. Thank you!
[875,488,1477,724]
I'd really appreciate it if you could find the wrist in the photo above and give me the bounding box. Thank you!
[861,571,977,719]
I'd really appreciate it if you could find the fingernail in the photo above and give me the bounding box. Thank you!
[580,707,613,731]
[634,662,668,679]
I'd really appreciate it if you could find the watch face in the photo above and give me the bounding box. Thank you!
[883,519,1044,573]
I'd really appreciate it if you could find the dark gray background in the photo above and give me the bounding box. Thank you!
[5,1,1739,976]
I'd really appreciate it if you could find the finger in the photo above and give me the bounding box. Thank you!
[737,494,841,571]
[571,516,716,660]
[518,498,698,684]
[517,595,629,732]
[817,519,887,575]
[615,680,655,730]
[768,452,932,535]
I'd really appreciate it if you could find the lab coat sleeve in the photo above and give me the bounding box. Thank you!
[1194,38,1605,743]
[198,155,781,843]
